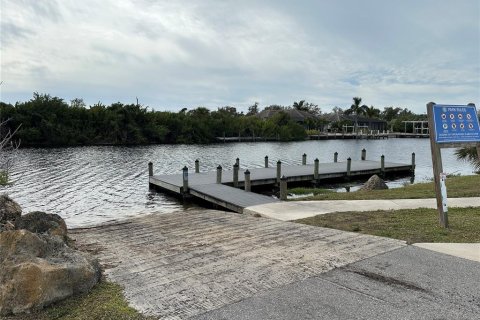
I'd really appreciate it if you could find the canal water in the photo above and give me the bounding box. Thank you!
[1,139,475,228]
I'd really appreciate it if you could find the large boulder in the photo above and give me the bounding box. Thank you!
[0,229,101,315]
[0,195,22,231]
[360,174,389,191]
[18,211,68,239]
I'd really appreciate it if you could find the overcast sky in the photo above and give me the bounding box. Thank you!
[1,0,479,113]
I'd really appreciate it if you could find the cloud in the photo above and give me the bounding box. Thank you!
[1,0,478,113]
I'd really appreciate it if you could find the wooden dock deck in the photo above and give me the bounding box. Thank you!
[149,159,413,213]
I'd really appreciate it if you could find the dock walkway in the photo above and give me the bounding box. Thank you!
[149,160,412,212]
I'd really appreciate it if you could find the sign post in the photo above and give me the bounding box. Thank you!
[427,102,480,228]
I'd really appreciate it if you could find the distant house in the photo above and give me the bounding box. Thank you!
[322,113,387,132]
[347,115,387,131]
[256,108,318,124]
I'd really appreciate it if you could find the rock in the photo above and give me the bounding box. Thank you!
[18,211,68,239]
[0,229,101,315]
[0,195,22,231]
[360,175,389,191]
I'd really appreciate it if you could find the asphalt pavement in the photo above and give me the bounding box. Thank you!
[193,246,480,320]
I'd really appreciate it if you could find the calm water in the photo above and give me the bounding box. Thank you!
[1,139,475,228]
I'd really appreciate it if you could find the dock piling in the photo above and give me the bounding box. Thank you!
[148,162,153,177]
[347,158,351,177]
[280,175,287,200]
[276,160,282,183]
[236,158,240,167]
[302,153,307,165]
[244,170,251,192]
[381,155,385,177]
[411,152,416,172]
[334,152,338,163]
[182,166,189,193]
[361,149,366,161]
[233,164,239,187]
[216,165,222,184]
[195,159,199,173]
[314,158,319,180]
[265,155,269,168]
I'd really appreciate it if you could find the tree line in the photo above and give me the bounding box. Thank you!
[0,93,436,147]
[0,93,310,147]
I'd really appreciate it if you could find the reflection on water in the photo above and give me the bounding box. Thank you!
[0,139,474,228]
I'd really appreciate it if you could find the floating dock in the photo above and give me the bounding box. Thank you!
[149,157,414,213]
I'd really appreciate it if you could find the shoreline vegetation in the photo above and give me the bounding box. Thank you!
[1,93,425,147]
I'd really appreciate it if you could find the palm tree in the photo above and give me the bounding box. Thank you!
[365,105,381,119]
[344,97,368,133]
[455,146,480,172]
[293,100,306,110]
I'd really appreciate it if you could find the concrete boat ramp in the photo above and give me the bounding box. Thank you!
[71,209,406,319]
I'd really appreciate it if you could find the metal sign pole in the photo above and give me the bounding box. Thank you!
[427,102,448,228]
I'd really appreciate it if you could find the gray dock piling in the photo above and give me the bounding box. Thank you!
[361,148,366,161]
[280,175,287,200]
[347,158,351,177]
[381,155,385,176]
[244,170,251,192]
[236,158,240,167]
[265,156,269,168]
[195,159,199,173]
[411,152,416,172]
[314,158,319,180]
[233,164,239,187]
[216,165,222,184]
[182,166,189,193]
[302,153,307,165]
[276,160,282,183]
[148,162,153,176]
[334,152,338,163]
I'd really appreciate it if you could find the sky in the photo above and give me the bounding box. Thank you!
[1,0,479,114]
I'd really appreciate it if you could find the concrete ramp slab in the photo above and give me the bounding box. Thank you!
[71,209,404,319]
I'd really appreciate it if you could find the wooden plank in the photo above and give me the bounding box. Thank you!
[190,184,279,213]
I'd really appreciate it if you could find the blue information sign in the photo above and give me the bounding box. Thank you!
[433,104,480,143]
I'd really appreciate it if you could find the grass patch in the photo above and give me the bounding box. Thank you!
[300,174,480,201]
[5,280,154,320]
[296,207,480,244]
